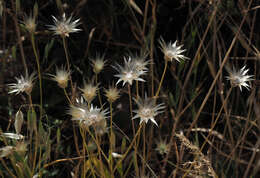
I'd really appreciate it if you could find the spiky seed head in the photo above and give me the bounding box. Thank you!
[69,100,108,128]
[22,13,37,34]
[155,139,170,155]
[49,66,71,88]
[79,81,98,103]
[105,84,120,103]
[132,93,165,126]
[158,37,189,62]
[226,65,254,91]
[90,53,107,74]
[8,72,36,95]
[128,52,150,73]
[92,119,108,135]
[113,56,146,86]
[47,13,81,38]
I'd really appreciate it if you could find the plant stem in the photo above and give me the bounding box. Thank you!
[95,73,103,108]
[109,102,114,177]
[113,123,143,173]
[62,37,73,90]
[30,34,43,117]
[128,84,139,176]
[155,60,168,98]
[63,88,72,104]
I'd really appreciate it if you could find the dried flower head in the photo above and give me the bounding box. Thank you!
[79,81,99,103]
[155,139,170,155]
[132,94,165,126]
[90,53,107,74]
[128,52,150,73]
[158,37,189,62]
[48,13,81,37]
[226,65,254,91]
[113,56,146,86]
[69,99,108,128]
[92,119,108,135]
[8,72,36,95]
[22,13,37,33]
[105,84,120,103]
[49,66,71,88]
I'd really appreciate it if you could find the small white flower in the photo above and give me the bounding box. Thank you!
[49,66,71,88]
[158,37,189,62]
[48,13,81,37]
[90,53,107,74]
[69,99,108,128]
[105,84,120,103]
[79,81,99,104]
[132,94,165,126]
[226,65,254,91]
[22,13,37,33]
[155,139,170,155]
[8,72,36,95]
[113,56,146,86]
[128,52,150,73]
[85,105,109,127]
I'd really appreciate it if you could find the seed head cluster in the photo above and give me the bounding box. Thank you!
[158,37,189,62]
[80,81,99,103]
[132,94,165,126]
[8,72,36,95]
[49,66,71,88]
[69,98,108,129]
[226,65,254,91]
[48,13,81,37]
[113,56,147,86]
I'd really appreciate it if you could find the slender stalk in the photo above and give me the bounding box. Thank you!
[155,60,168,98]
[63,88,72,104]
[80,128,96,178]
[141,124,146,175]
[136,81,139,98]
[182,87,233,178]
[95,74,103,108]
[128,84,139,176]
[30,34,42,117]
[109,102,114,177]
[62,37,73,89]
[113,123,143,173]
[94,129,105,178]
[128,84,135,134]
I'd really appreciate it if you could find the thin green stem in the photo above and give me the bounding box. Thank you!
[155,60,168,98]
[95,74,103,108]
[62,37,73,90]
[142,124,146,175]
[80,128,96,178]
[113,123,143,173]
[30,34,43,117]
[109,102,114,177]
[128,84,139,176]
[200,87,233,151]
[63,88,72,105]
